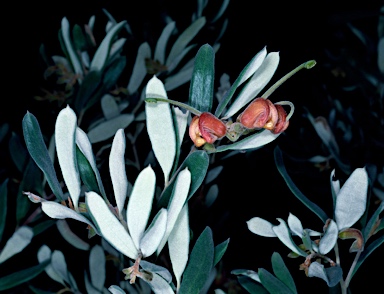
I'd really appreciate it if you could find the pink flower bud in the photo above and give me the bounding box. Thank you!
[189,112,227,147]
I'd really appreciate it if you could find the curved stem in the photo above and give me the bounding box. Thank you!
[145,98,201,116]
[275,100,295,121]
[262,60,316,98]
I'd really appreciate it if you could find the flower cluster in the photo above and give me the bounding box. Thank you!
[189,98,289,147]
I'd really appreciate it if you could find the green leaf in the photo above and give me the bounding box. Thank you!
[0,226,34,263]
[363,201,384,241]
[89,245,105,291]
[22,112,64,201]
[9,132,28,173]
[258,268,294,294]
[274,146,328,223]
[179,227,214,294]
[127,42,151,94]
[72,24,87,51]
[76,146,100,194]
[237,276,269,294]
[102,56,126,91]
[0,179,8,242]
[213,238,230,267]
[157,150,209,207]
[74,70,102,113]
[56,219,90,251]
[189,44,214,113]
[0,259,50,291]
[90,21,127,71]
[32,220,56,236]
[271,252,297,294]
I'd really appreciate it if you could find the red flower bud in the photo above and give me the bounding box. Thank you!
[189,112,227,147]
[272,104,289,134]
[237,98,277,130]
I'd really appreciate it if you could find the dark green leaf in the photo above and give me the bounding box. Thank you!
[102,56,126,90]
[58,28,69,63]
[189,44,214,113]
[17,159,42,224]
[29,285,57,294]
[325,266,343,287]
[32,220,56,236]
[74,70,102,112]
[179,227,214,294]
[0,259,50,291]
[258,268,294,294]
[0,179,8,242]
[352,233,384,277]
[213,238,230,267]
[271,252,297,294]
[237,276,269,294]
[363,201,384,241]
[72,24,87,51]
[274,146,328,223]
[9,132,28,173]
[76,146,100,194]
[157,150,209,208]
[22,112,64,201]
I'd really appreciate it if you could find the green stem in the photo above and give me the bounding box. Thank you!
[344,250,362,290]
[145,98,202,116]
[275,100,295,121]
[262,60,316,98]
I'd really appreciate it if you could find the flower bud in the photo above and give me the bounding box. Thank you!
[189,112,227,147]
[272,104,290,134]
[237,98,277,130]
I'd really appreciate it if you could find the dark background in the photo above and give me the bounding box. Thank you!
[2,0,384,293]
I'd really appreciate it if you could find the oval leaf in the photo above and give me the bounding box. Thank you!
[86,191,137,260]
[127,42,151,94]
[0,226,33,263]
[271,252,297,294]
[140,208,167,258]
[335,168,368,230]
[247,217,276,237]
[258,268,294,294]
[89,245,106,291]
[319,220,338,254]
[56,219,90,251]
[273,219,307,257]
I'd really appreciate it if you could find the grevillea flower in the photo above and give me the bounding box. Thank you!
[237,98,289,134]
[189,112,227,147]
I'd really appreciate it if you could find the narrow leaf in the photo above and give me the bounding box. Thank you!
[287,213,303,237]
[89,245,106,291]
[22,112,64,201]
[87,114,134,143]
[76,146,100,194]
[335,168,368,230]
[61,17,83,77]
[224,52,279,118]
[127,165,156,249]
[168,204,190,289]
[271,252,297,294]
[0,226,34,263]
[215,46,267,117]
[9,132,28,173]
[55,105,81,209]
[157,168,191,254]
[258,268,294,294]
[90,21,127,71]
[178,227,214,294]
[237,275,269,294]
[274,147,328,223]
[140,208,167,258]
[145,76,176,184]
[56,219,90,251]
[0,260,50,291]
[86,191,137,260]
[110,129,128,216]
[213,238,230,267]
[74,70,102,112]
[154,21,176,64]
[143,273,174,294]
[189,44,214,113]
[37,245,65,286]
[127,42,151,94]
[101,94,120,120]
[166,17,206,67]
[363,201,384,241]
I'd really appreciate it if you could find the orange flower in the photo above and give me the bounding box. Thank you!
[237,98,276,129]
[189,112,227,147]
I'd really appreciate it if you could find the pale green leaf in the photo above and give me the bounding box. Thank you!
[61,17,83,78]
[0,226,33,263]
[127,42,151,94]
[319,220,338,255]
[55,105,81,209]
[154,22,176,64]
[273,219,307,257]
[89,245,106,291]
[56,220,90,251]
[247,217,276,237]
[140,209,167,258]
[127,165,156,249]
